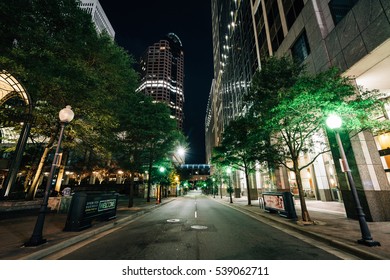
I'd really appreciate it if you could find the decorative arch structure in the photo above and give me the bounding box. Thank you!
[0,70,32,107]
[0,70,33,197]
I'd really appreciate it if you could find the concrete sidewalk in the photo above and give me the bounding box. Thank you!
[0,194,389,260]
[214,195,390,260]
[0,196,174,260]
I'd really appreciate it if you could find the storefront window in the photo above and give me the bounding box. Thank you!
[375,132,390,172]
[323,152,342,201]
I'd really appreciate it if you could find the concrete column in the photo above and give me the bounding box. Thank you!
[89,174,96,185]
[312,153,333,201]
[349,131,390,221]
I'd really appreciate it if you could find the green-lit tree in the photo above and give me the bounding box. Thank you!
[211,115,261,205]
[205,176,217,197]
[211,148,236,202]
[264,67,390,222]
[246,56,304,187]
[0,0,139,198]
[114,94,187,203]
[209,163,224,199]
[246,56,304,118]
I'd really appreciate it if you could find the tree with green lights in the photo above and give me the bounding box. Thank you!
[0,0,139,198]
[114,94,186,203]
[211,115,261,205]
[253,65,389,222]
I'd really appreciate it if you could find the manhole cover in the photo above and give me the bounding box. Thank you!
[167,219,181,223]
[191,225,208,230]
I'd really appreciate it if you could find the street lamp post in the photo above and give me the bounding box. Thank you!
[220,179,223,199]
[25,106,74,246]
[326,114,380,247]
[212,178,216,198]
[174,175,179,197]
[157,166,165,204]
[226,167,233,203]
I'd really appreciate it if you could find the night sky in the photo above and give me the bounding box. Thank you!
[98,0,214,164]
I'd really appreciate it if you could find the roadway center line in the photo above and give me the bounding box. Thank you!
[195,199,198,218]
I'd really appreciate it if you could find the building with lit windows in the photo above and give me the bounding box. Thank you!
[137,33,185,130]
[79,0,115,39]
[205,80,217,162]
[206,0,390,221]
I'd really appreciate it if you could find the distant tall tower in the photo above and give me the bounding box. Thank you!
[137,33,185,130]
[79,0,115,39]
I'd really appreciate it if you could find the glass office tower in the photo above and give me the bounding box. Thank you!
[137,33,185,130]
[206,0,390,221]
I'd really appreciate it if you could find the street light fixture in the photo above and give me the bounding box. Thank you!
[172,146,186,165]
[177,147,185,157]
[25,105,74,246]
[157,166,166,204]
[326,114,380,247]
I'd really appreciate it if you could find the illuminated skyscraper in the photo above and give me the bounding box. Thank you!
[79,0,115,39]
[137,33,185,130]
[206,0,390,221]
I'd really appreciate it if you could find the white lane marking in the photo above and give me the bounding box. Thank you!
[195,199,198,218]
[191,225,208,230]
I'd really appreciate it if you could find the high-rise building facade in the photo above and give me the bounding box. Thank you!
[137,33,185,130]
[206,0,259,161]
[206,0,390,221]
[79,0,115,39]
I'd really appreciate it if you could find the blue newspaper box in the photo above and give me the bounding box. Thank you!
[262,191,297,219]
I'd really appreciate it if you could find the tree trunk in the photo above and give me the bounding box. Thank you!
[128,175,134,208]
[25,147,52,200]
[146,159,153,202]
[228,177,233,203]
[293,159,311,222]
[244,162,252,205]
[25,130,57,200]
[54,150,68,193]
[23,168,35,193]
[266,138,277,190]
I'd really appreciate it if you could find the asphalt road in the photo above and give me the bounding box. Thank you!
[52,191,342,260]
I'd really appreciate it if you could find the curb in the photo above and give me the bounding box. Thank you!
[16,196,385,260]
[19,211,146,260]
[211,197,386,260]
[19,198,175,260]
